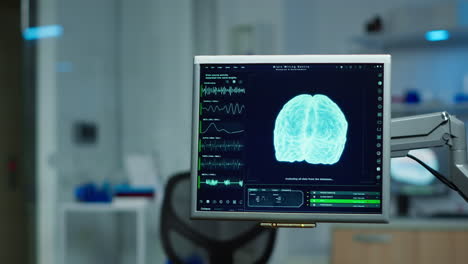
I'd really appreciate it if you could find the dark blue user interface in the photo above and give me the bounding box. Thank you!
[196,63,384,214]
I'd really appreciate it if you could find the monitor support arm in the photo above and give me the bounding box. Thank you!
[391,112,468,202]
[262,112,468,228]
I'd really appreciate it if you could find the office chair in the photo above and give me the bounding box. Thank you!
[160,172,277,264]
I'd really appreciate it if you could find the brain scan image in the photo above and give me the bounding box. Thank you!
[274,94,348,165]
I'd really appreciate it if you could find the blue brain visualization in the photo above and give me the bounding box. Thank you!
[273,94,348,165]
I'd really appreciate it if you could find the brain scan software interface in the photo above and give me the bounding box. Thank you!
[195,63,385,214]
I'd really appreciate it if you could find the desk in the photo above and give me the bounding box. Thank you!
[60,200,149,264]
[332,219,468,264]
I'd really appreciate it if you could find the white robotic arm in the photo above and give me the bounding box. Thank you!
[391,112,468,202]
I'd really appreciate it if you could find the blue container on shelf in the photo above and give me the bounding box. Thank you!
[454,92,468,103]
[404,90,421,104]
[75,182,113,203]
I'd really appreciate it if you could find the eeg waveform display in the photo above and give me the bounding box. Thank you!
[201,140,244,152]
[200,122,245,134]
[202,103,246,115]
[273,94,348,165]
[201,85,246,96]
[201,179,244,187]
[200,158,244,170]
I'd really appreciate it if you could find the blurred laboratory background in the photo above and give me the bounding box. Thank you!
[2,0,468,263]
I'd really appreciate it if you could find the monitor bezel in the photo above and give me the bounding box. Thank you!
[191,55,391,223]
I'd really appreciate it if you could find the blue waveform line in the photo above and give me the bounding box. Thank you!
[201,159,244,170]
[202,140,244,152]
[202,86,246,96]
[202,103,246,115]
[201,123,244,134]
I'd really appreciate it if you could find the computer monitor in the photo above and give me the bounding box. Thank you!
[191,55,391,223]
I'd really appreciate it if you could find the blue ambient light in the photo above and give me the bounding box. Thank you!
[273,94,348,165]
[23,25,63,40]
[425,30,450,42]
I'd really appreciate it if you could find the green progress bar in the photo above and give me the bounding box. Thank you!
[198,175,200,189]
[310,199,381,204]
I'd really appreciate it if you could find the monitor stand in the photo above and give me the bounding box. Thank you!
[260,223,317,228]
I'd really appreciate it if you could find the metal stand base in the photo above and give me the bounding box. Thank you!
[260,223,317,228]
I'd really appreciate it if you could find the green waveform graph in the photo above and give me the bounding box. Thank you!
[200,122,245,135]
[200,139,244,152]
[201,103,246,115]
[200,158,244,170]
[200,179,244,188]
[201,85,246,96]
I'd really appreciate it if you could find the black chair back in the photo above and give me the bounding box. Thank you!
[160,172,277,264]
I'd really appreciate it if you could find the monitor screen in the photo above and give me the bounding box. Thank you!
[191,55,391,223]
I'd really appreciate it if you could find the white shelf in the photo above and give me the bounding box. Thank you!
[353,27,468,50]
[392,102,468,118]
[60,201,150,264]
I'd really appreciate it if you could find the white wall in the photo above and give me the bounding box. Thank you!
[119,1,193,262]
[283,0,468,101]
[391,46,468,102]
[51,0,195,262]
[56,0,121,193]
[37,1,58,263]
[54,0,121,263]
[216,0,284,55]
[120,0,193,182]
[284,0,438,54]
[193,0,218,55]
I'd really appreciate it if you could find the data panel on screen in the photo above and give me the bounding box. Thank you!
[191,55,390,223]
